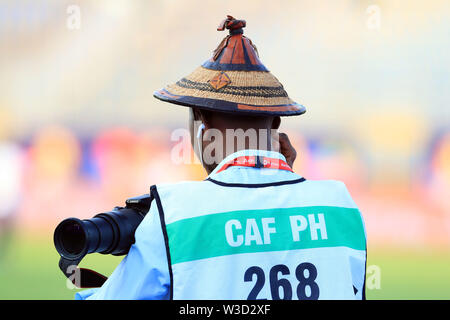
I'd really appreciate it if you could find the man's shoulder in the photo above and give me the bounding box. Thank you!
[153,178,353,199]
[153,178,351,191]
[302,179,349,191]
[299,179,358,208]
[152,179,212,198]
[154,179,210,190]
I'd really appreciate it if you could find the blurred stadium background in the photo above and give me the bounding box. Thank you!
[0,0,449,299]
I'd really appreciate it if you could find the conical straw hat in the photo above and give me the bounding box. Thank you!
[154,15,306,117]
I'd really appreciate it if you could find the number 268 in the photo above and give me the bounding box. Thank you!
[244,263,319,300]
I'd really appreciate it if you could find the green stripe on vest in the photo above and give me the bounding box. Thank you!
[166,206,365,264]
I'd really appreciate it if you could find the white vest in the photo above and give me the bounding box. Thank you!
[151,178,366,300]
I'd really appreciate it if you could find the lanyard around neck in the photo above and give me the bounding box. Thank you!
[215,155,293,174]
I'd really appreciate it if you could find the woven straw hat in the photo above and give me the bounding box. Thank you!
[154,15,306,117]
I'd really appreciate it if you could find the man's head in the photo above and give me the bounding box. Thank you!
[154,16,303,173]
[189,107,281,174]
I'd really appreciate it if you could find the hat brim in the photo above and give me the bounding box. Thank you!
[153,89,306,117]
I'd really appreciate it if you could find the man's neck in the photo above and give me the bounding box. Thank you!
[201,127,275,174]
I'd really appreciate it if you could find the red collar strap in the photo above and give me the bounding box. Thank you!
[215,155,293,174]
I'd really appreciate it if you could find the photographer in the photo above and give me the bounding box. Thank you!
[74,16,366,300]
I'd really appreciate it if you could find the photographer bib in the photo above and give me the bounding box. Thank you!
[151,173,366,300]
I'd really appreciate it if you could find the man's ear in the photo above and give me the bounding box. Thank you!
[272,116,281,130]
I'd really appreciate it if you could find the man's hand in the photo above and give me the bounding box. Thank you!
[272,132,297,168]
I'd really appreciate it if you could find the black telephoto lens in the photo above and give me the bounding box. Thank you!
[54,204,148,261]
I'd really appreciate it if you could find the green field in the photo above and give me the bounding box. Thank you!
[0,232,449,299]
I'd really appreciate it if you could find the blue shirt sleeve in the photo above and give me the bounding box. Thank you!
[75,201,170,300]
